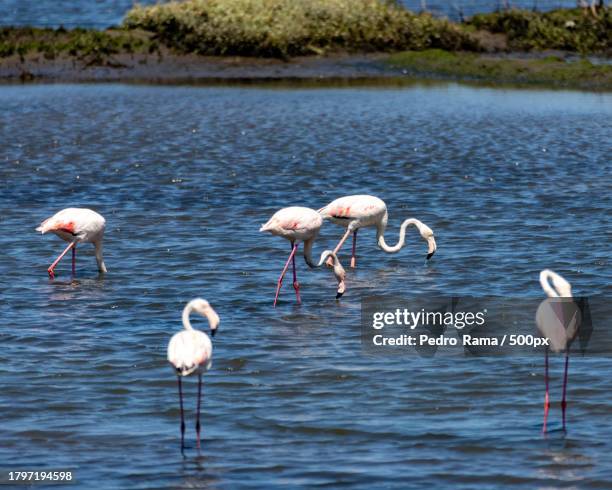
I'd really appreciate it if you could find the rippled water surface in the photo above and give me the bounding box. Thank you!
[1,83,611,489]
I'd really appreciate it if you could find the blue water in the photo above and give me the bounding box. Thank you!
[0,0,583,28]
[0,83,611,488]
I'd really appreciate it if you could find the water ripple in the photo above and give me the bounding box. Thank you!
[0,83,611,488]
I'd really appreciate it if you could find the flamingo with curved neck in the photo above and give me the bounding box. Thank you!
[377,217,435,254]
[260,206,346,307]
[168,298,219,451]
[36,207,107,278]
[318,195,436,268]
[536,269,577,434]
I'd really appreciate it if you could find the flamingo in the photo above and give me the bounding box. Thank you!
[260,206,346,307]
[536,269,579,433]
[36,208,107,278]
[167,298,220,451]
[318,195,436,268]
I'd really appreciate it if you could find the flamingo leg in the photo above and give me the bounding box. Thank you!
[274,242,299,307]
[561,349,570,431]
[47,241,76,279]
[291,241,301,304]
[350,230,358,268]
[196,373,202,450]
[178,376,185,450]
[71,243,77,277]
[542,347,550,434]
[327,227,353,266]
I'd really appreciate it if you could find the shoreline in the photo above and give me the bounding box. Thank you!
[2,6,610,90]
[0,52,391,82]
[1,51,610,91]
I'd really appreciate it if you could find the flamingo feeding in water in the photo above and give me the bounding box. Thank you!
[318,195,437,268]
[260,206,346,307]
[36,208,107,278]
[167,298,220,451]
[536,269,580,434]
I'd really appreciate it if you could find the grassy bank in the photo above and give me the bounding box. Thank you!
[1,4,610,62]
[388,49,612,89]
[123,0,477,57]
[0,27,153,64]
[122,1,611,57]
[0,2,610,88]
[466,8,611,53]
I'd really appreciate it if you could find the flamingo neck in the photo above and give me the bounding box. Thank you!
[301,240,346,295]
[303,238,316,268]
[182,303,195,331]
[540,270,572,298]
[316,250,346,296]
[377,216,421,253]
[95,240,107,273]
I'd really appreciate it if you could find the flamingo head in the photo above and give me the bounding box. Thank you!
[417,223,436,260]
[336,275,346,299]
[192,298,220,335]
[318,250,346,299]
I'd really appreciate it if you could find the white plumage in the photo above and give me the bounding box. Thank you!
[167,298,219,376]
[260,206,346,306]
[535,269,578,434]
[536,269,576,352]
[167,298,219,451]
[318,194,437,267]
[36,207,107,277]
[168,329,213,377]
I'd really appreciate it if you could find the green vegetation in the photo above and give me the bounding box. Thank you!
[388,49,612,89]
[0,27,153,63]
[467,8,611,53]
[1,4,610,61]
[0,3,609,88]
[123,0,478,57]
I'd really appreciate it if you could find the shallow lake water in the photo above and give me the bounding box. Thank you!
[0,83,611,489]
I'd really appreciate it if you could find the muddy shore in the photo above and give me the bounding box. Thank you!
[1,50,610,90]
[0,52,392,83]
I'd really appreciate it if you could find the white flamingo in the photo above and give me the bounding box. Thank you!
[536,269,579,433]
[260,206,346,307]
[36,207,106,278]
[318,195,436,268]
[167,298,220,451]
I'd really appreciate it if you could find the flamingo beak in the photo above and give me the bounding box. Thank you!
[426,236,437,260]
[207,308,220,334]
[336,279,346,299]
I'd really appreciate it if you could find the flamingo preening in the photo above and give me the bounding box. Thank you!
[536,269,579,434]
[36,208,107,278]
[260,206,346,307]
[167,298,220,451]
[318,195,437,268]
